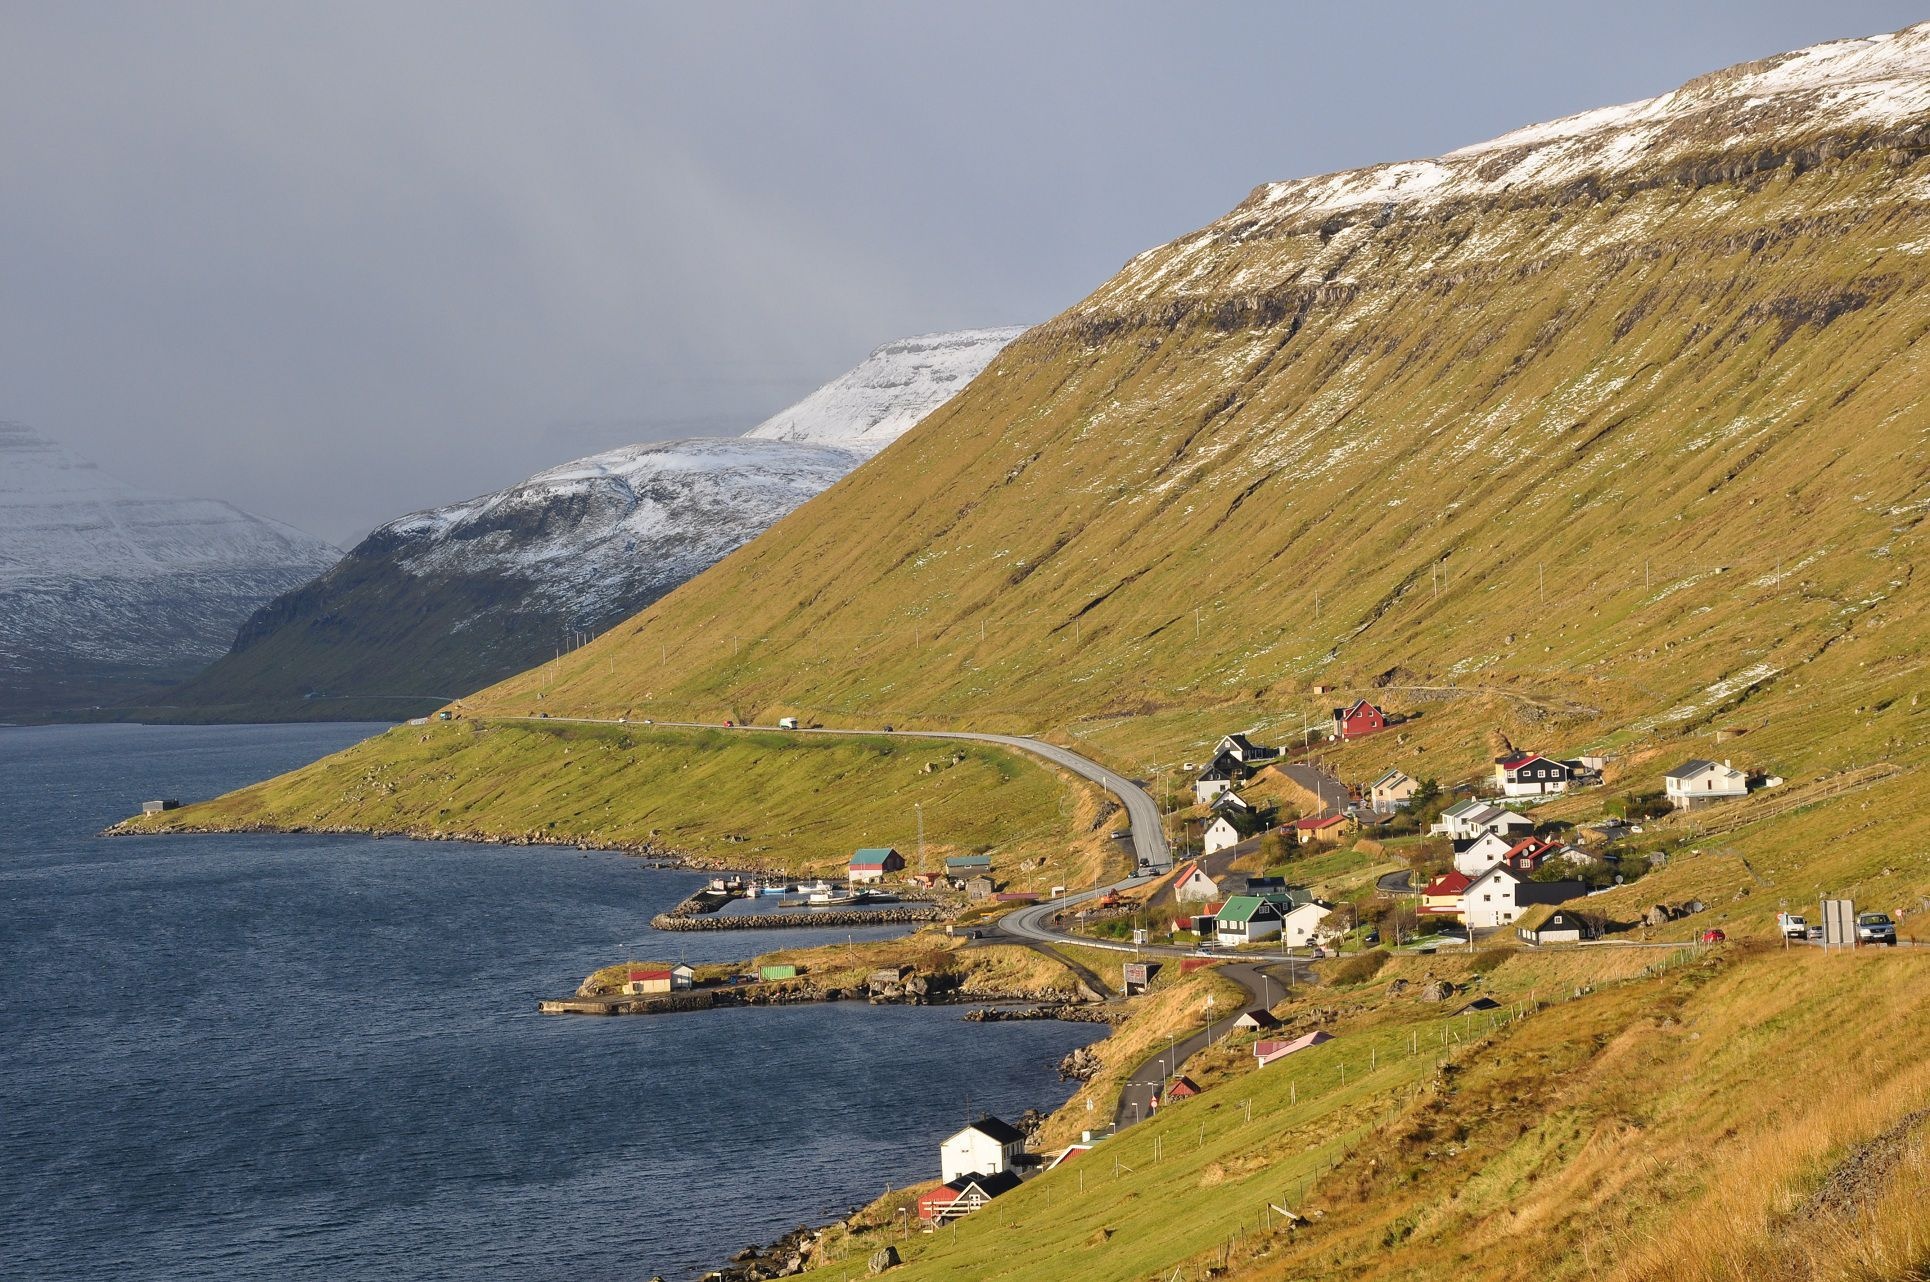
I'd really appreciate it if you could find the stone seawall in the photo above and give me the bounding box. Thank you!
[648,906,945,931]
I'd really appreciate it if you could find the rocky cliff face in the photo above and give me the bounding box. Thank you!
[0,422,338,718]
[169,329,1024,720]
[468,23,1930,794]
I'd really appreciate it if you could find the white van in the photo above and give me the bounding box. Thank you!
[1777,912,1807,940]
[778,717,799,730]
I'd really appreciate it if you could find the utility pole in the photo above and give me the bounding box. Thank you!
[916,802,925,873]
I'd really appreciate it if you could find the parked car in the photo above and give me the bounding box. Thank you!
[1858,912,1899,946]
[1700,928,1727,945]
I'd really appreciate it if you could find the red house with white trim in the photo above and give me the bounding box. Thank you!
[1331,700,1387,740]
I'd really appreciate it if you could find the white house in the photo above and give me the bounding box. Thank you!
[669,963,696,991]
[1663,759,1749,809]
[1431,800,1534,842]
[1495,753,1572,797]
[1210,790,1254,815]
[1279,900,1333,948]
[1370,769,1420,811]
[1215,733,1280,765]
[1194,764,1236,805]
[1452,831,1515,877]
[940,1117,1027,1183]
[1171,861,1223,903]
[1461,866,1587,930]
[1203,810,1265,855]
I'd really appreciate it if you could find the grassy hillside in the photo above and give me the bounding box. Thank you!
[121,719,1115,883]
[801,944,1930,1282]
[456,119,1925,814]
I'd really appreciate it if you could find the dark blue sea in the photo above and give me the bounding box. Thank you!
[0,723,1100,1281]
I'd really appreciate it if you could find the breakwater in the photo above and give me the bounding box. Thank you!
[650,906,945,931]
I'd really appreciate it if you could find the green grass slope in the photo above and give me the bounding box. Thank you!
[120,719,1112,882]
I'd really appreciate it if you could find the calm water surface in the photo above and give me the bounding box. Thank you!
[0,723,1100,1281]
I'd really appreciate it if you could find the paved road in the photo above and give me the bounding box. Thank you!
[510,715,1172,872]
[1111,960,1301,1131]
[1376,868,1416,895]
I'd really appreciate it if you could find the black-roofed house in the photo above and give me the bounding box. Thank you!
[940,1117,1027,1183]
[1663,759,1749,809]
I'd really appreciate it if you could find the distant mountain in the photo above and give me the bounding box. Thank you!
[745,327,1027,455]
[168,328,1024,720]
[0,422,338,719]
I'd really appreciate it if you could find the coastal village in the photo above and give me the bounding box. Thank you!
[530,692,1843,1282]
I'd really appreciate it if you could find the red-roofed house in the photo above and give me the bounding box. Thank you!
[1331,700,1387,740]
[1419,871,1473,919]
[1500,835,1561,873]
[1167,1075,1202,1099]
[1495,753,1572,797]
[1291,814,1348,846]
[624,968,673,995]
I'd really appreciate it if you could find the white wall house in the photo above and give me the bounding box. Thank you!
[1370,769,1420,811]
[1460,866,1586,930]
[1203,815,1250,855]
[1172,862,1222,902]
[1663,759,1749,809]
[1452,831,1514,877]
[940,1118,1026,1184]
[1432,800,1535,842]
[1279,901,1333,948]
[1213,896,1284,946]
[1195,769,1234,805]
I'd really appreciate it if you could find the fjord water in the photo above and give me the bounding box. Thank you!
[0,723,1100,1281]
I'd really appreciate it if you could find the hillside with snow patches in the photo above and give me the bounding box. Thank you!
[745,327,1026,455]
[0,421,338,717]
[166,329,1024,719]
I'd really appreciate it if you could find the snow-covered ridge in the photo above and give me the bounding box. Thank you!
[0,421,335,590]
[1246,23,1930,225]
[745,326,1028,455]
[380,437,860,611]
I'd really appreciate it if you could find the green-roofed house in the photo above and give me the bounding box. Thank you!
[1213,895,1285,947]
[849,846,906,884]
[945,853,993,877]
[759,964,799,982]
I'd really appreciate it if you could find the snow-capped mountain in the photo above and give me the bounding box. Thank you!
[370,436,861,625]
[171,329,1023,719]
[0,421,338,717]
[745,327,1026,455]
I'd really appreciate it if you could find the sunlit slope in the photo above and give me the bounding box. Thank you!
[467,131,1929,784]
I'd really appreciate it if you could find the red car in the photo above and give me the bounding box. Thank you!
[1700,928,1727,944]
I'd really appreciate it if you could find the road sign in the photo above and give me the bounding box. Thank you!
[1821,898,1857,950]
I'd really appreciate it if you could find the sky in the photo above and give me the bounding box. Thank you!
[1,1,1922,546]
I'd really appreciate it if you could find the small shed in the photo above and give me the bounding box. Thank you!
[669,963,696,990]
[141,799,181,815]
[1166,1075,1202,1099]
[964,875,997,900]
[624,968,673,995]
[1233,1009,1282,1032]
[945,853,993,876]
[759,964,799,982]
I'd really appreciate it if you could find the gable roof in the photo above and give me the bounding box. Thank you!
[956,1116,1025,1145]
[1216,894,1283,924]
[945,853,992,870]
[954,1170,1022,1198]
[850,846,901,866]
[1664,758,1742,781]
[1423,870,1474,896]
[1234,1009,1282,1029]
[1292,814,1347,831]
[1219,733,1262,755]
[1371,768,1413,790]
[1210,810,1267,838]
[1499,753,1560,771]
[1334,699,1382,719]
[627,968,672,981]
